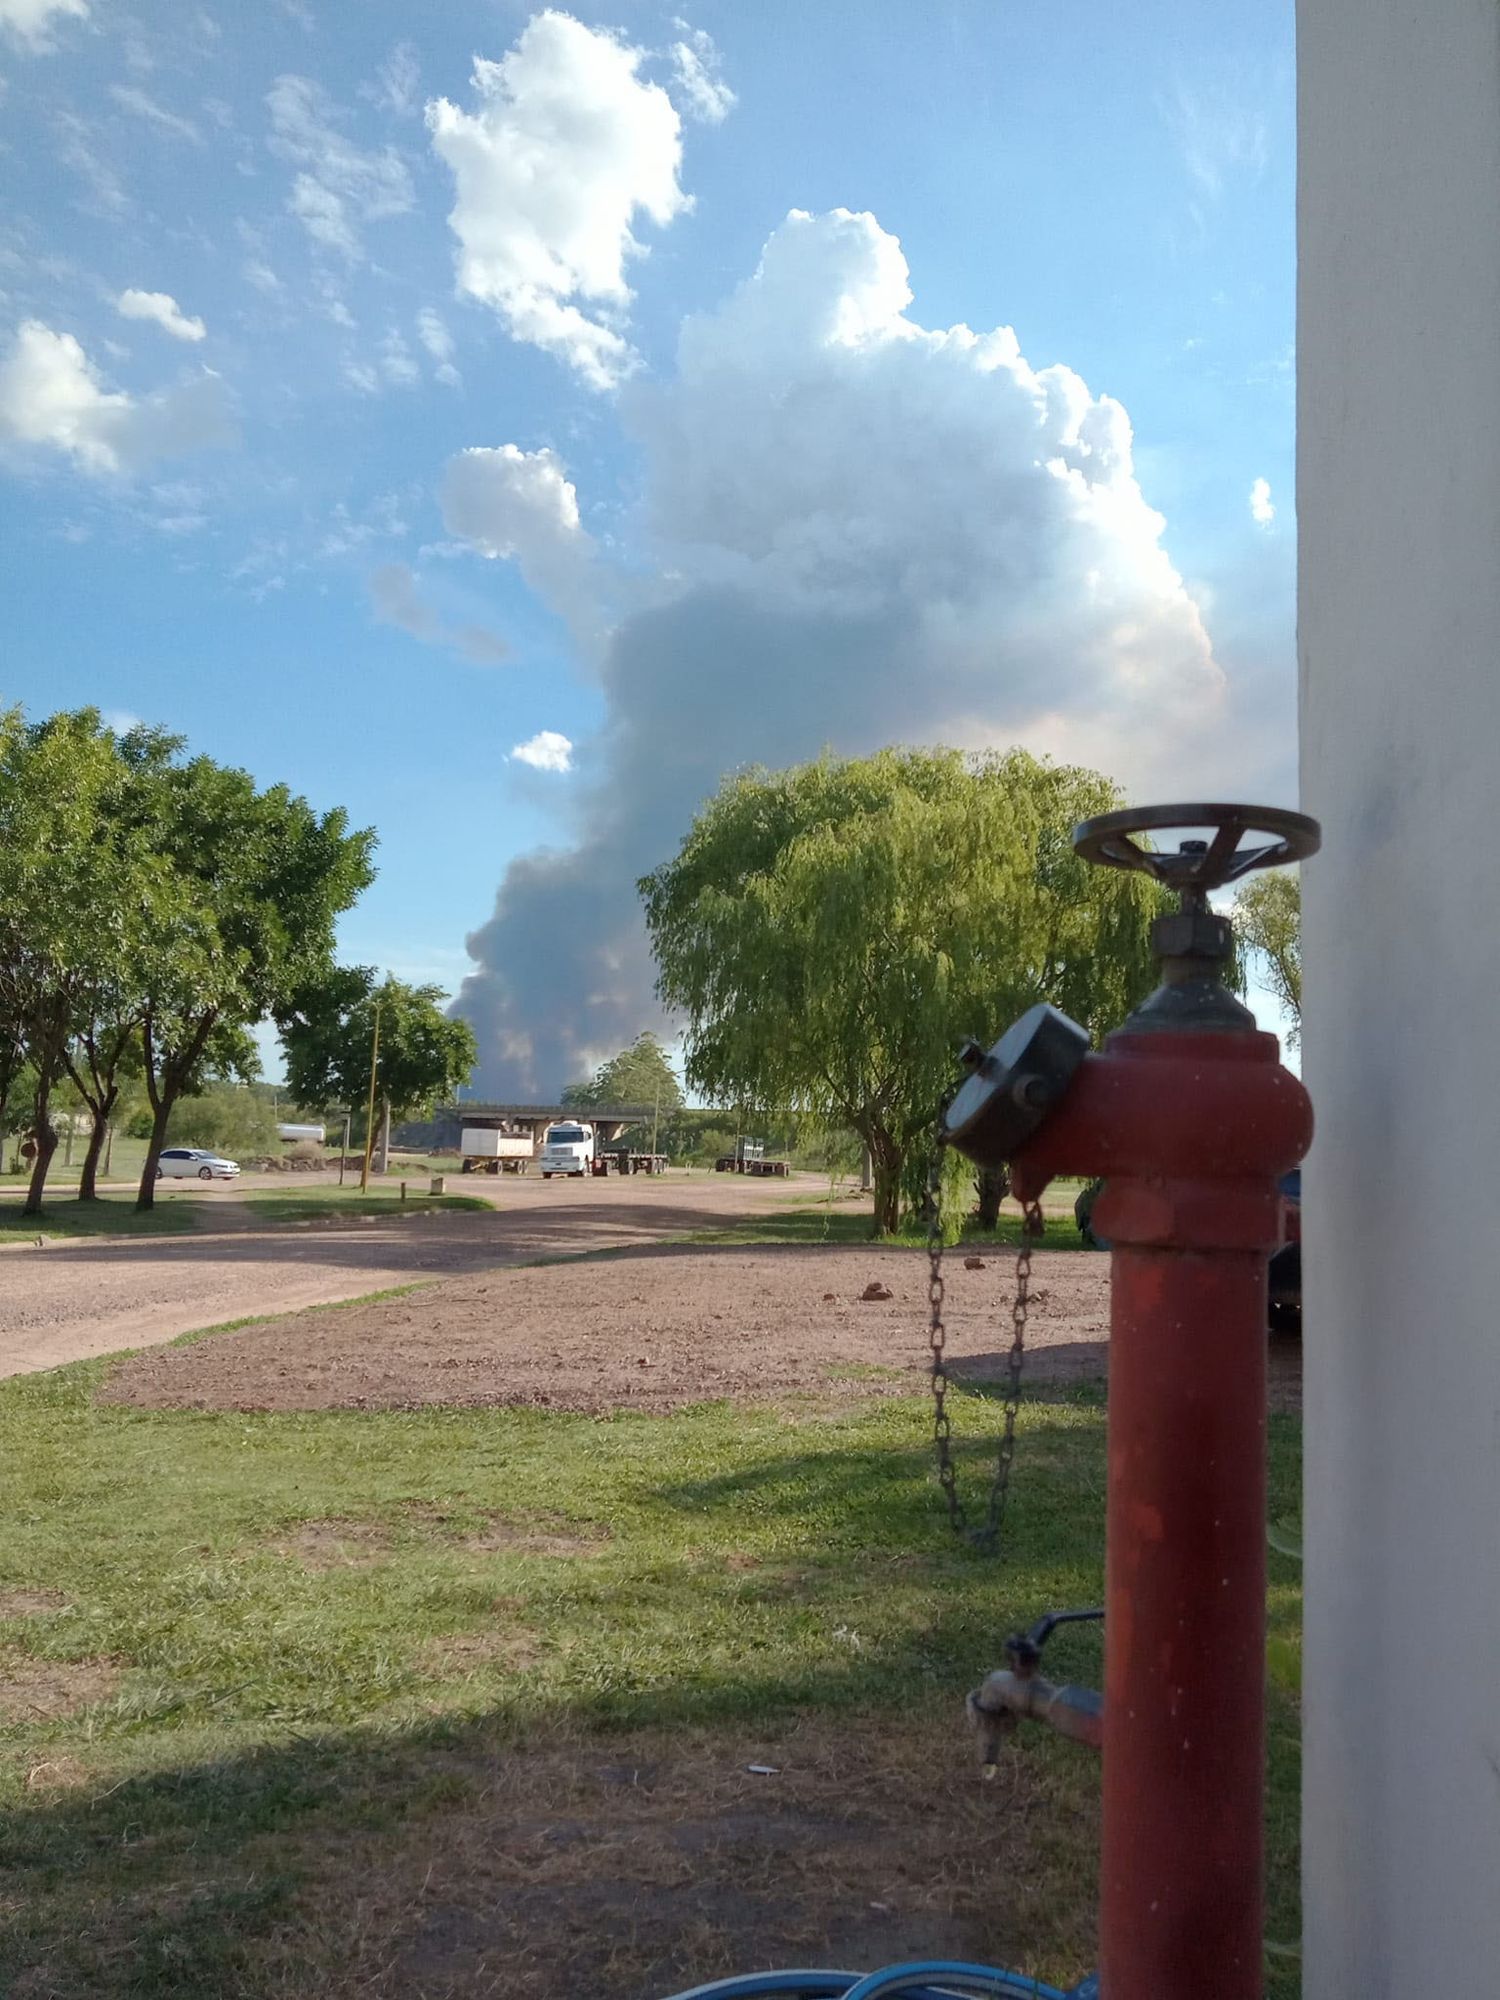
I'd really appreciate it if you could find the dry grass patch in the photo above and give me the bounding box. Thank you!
[0,1589,71,1618]
[304,1712,1099,1997]
[419,1626,544,1675]
[0,1651,120,1723]
[23,1755,90,1795]
[272,1520,396,1570]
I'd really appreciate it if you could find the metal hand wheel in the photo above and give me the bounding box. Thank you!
[1071,801,1320,896]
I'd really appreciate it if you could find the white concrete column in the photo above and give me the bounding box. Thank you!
[1299,3,1500,1990]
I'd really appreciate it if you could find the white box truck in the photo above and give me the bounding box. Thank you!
[459,1129,534,1175]
[537,1121,596,1178]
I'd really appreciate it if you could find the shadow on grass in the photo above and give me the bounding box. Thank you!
[685,1206,1087,1252]
[0,1410,1303,2000]
[0,1196,198,1240]
[240,1192,492,1223]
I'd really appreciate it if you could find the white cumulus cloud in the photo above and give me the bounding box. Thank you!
[0,0,87,52]
[668,24,735,124]
[0,320,233,476]
[426,10,690,389]
[268,73,414,262]
[1249,476,1275,525]
[509,730,573,773]
[440,443,600,641]
[117,289,206,343]
[449,207,1233,1095]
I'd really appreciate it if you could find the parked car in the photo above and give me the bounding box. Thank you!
[1075,1170,1303,1327]
[156,1147,240,1181]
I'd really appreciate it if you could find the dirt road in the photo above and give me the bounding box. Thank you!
[0,1174,827,1379]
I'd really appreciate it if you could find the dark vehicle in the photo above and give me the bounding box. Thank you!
[1268,1168,1302,1327]
[1076,1169,1302,1328]
[712,1137,787,1175]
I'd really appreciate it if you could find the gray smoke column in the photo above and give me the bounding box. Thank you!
[446,208,1236,1095]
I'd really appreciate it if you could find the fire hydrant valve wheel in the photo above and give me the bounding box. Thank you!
[1071,801,1320,892]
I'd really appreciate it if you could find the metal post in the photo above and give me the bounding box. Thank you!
[360,1000,381,1195]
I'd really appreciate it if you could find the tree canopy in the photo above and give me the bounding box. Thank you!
[641,747,1163,1234]
[0,704,377,1212]
[563,1032,683,1115]
[1234,872,1302,1043]
[277,969,477,1158]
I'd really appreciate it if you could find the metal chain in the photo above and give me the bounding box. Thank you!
[928,1140,1044,1555]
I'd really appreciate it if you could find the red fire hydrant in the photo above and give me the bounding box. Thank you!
[944,803,1318,2000]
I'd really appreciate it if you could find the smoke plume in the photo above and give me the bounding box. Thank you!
[448,208,1233,1094]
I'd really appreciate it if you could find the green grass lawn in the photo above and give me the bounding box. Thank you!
[0,1329,1303,1998]
[0,1131,157,1189]
[0,1187,490,1239]
[0,1192,202,1240]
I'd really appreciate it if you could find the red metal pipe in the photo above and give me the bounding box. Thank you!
[1010,1026,1311,2000]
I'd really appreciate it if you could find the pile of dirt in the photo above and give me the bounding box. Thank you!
[100,1245,1114,1416]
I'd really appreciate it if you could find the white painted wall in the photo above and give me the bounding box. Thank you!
[1299,3,1500,1990]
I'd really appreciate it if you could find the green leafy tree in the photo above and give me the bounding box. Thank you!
[597,1033,683,1113]
[167,1080,280,1161]
[0,708,156,1214]
[563,1032,683,1147]
[59,723,185,1200]
[133,758,376,1209]
[1234,872,1302,1044]
[276,969,476,1172]
[642,747,1163,1236]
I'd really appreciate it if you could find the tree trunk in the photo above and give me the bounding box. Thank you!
[136,1096,174,1211]
[78,1092,116,1201]
[868,1130,903,1239]
[376,1095,391,1175]
[22,1072,57,1217]
[975,1164,1010,1230]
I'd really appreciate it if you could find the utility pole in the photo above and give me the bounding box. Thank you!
[652,1079,661,1158]
[359,999,382,1194]
[338,1110,351,1187]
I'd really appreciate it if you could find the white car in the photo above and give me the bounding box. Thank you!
[157,1147,241,1181]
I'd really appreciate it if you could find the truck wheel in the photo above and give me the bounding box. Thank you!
[542,1172,552,1179]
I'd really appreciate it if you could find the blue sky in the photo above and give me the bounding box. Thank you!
[0,0,1296,1087]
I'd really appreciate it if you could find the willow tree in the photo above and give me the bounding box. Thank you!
[641,747,1162,1236]
[1235,872,1302,1044]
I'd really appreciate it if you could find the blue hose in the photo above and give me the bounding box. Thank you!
[658,1962,1079,1999]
